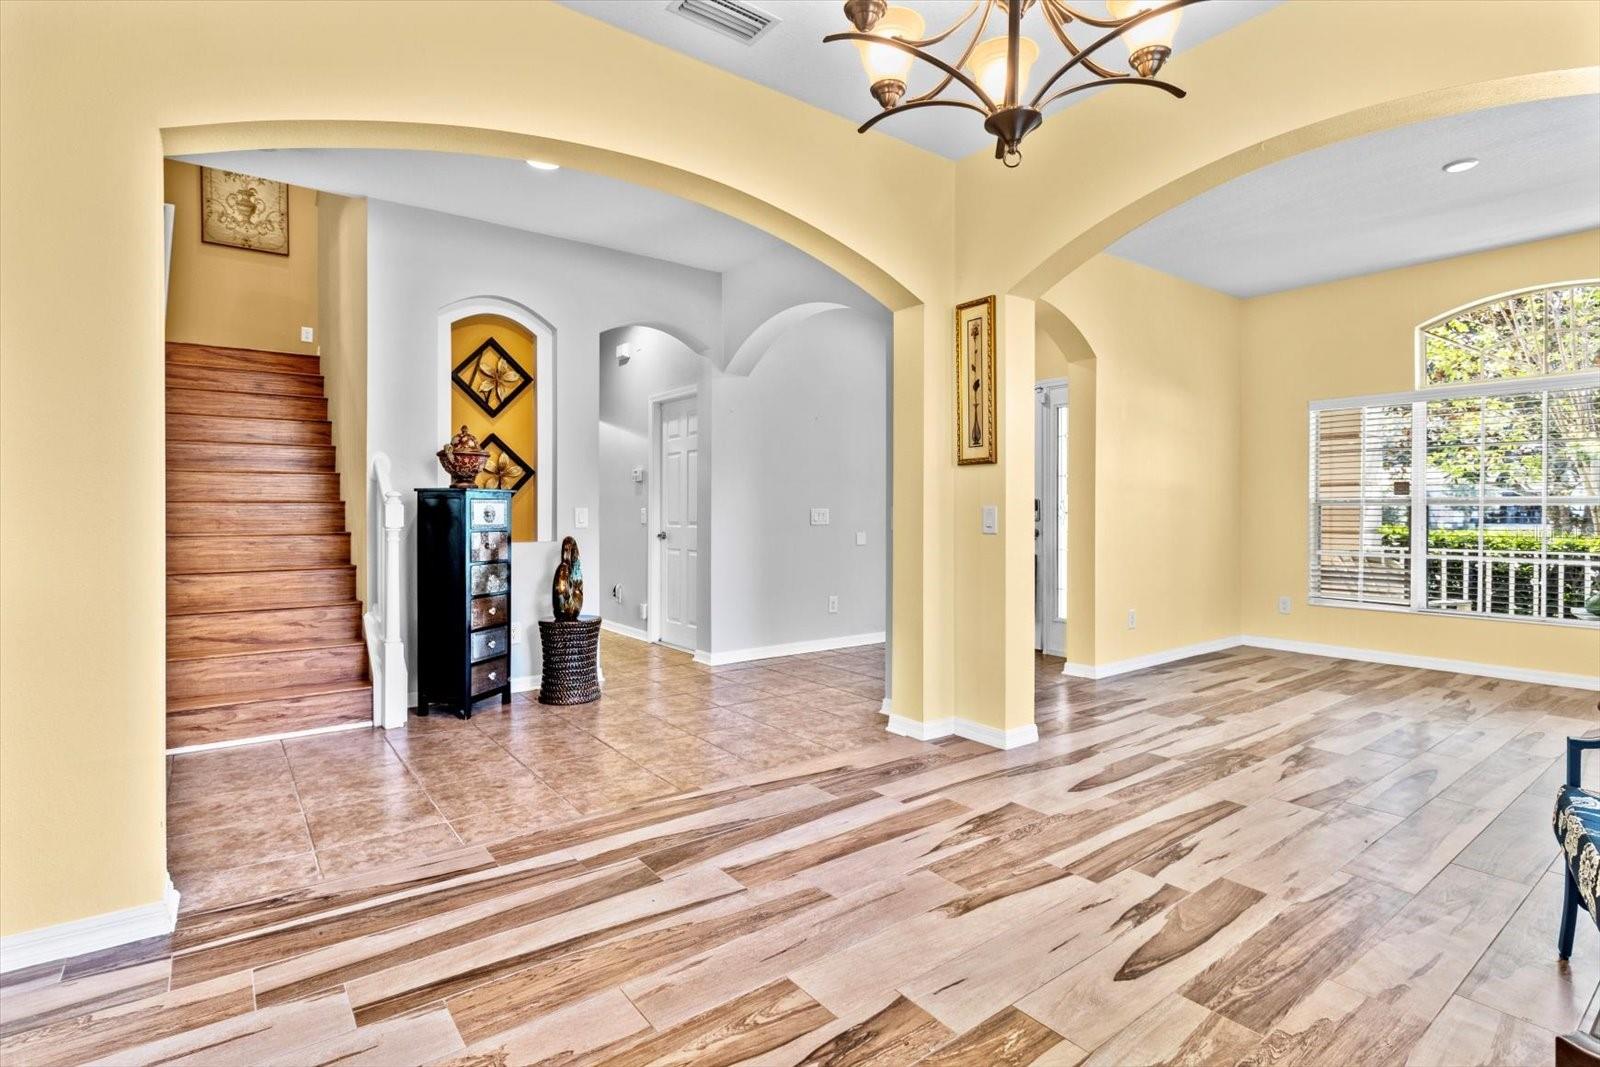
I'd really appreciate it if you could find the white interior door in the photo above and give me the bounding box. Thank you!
[658,394,700,650]
[1035,381,1068,656]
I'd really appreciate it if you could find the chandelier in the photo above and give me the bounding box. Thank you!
[825,0,1201,167]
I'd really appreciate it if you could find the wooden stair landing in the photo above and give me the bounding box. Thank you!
[165,341,371,749]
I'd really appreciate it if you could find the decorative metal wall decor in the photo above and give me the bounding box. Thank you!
[477,433,533,493]
[452,336,532,417]
[826,0,1202,167]
[955,295,998,465]
[200,167,290,254]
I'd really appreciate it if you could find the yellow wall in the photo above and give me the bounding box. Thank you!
[1240,229,1600,676]
[1049,257,1244,666]
[449,316,538,542]
[163,160,319,355]
[0,0,1593,938]
[316,194,369,605]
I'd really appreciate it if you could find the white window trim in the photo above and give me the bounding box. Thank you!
[1307,371,1600,629]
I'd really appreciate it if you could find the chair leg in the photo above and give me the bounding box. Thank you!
[1560,868,1581,960]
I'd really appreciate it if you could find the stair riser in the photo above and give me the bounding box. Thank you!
[167,413,332,447]
[167,691,369,750]
[168,502,346,535]
[168,605,363,658]
[166,443,335,473]
[166,363,326,397]
[167,644,369,702]
[169,568,355,614]
[168,470,341,503]
[168,534,351,574]
[168,388,327,422]
[166,342,320,377]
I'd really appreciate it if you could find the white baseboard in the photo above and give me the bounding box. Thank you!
[879,698,891,717]
[600,619,650,643]
[694,631,886,668]
[1239,635,1600,691]
[1062,636,1242,680]
[0,875,179,973]
[166,720,368,755]
[885,713,1038,750]
[1060,633,1599,691]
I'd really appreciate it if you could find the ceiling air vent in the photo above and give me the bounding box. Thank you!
[666,0,780,45]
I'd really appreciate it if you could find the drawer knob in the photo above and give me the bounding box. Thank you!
[488,639,497,648]
[489,606,498,615]
[488,671,498,682]
[484,508,496,522]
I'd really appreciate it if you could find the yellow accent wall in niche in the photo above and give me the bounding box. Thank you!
[451,315,537,541]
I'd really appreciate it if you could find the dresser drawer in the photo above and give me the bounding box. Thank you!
[472,626,508,662]
[470,562,509,595]
[470,498,509,530]
[471,594,507,629]
[470,530,510,562]
[472,656,508,695]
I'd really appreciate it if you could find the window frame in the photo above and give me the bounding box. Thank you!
[1308,370,1600,628]
[1414,278,1600,390]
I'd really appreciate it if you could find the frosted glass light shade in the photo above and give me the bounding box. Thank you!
[1107,0,1182,59]
[854,6,925,86]
[967,35,1039,104]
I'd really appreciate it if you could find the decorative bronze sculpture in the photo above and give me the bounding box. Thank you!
[552,536,584,620]
[436,425,488,488]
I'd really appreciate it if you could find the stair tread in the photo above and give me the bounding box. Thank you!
[164,378,325,400]
[167,637,366,663]
[168,678,372,713]
[166,341,318,359]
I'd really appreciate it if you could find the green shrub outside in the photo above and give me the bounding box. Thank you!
[1377,524,1600,554]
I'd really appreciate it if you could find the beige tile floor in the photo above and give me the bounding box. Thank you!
[166,634,888,912]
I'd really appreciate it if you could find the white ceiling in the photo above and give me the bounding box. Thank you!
[556,0,1278,160]
[1109,94,1600,298]
[175,149,785,274]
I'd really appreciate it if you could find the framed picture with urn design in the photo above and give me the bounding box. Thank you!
[954,295,997,464]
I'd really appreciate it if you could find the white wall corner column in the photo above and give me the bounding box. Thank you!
[367,454,409,730]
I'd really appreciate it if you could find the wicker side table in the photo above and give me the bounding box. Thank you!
[537,615,601,705]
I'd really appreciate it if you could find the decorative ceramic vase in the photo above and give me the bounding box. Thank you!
[437,425,488,488]
[553,536,584,619]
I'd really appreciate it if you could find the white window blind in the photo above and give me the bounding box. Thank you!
[1309,404,1413,606]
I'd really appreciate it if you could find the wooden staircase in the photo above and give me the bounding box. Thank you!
[165,342,371,749]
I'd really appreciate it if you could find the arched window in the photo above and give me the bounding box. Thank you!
[1308,281,1599,623]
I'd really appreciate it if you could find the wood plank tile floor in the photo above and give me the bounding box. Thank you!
[4,640,1598,1065]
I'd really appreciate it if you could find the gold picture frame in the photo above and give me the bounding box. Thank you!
[200,167,289,255]
[954,295,997,465]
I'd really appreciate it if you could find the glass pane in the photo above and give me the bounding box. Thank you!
[1425,504,1480,612]
[1549,387,1600,499]
[1426,397,1482,497]
[1549,505,1600,622]
[1421,283,1599,384]
[1055,403,1067,621]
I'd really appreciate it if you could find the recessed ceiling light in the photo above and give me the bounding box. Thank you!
[525,159,560,172]
[1441,158,1480,174]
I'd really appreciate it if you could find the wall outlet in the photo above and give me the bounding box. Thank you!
[300,325,314,343]
[574,507,589,528]
[612,584,623,602]
[639,602,648,621]
[1126,609,1137,630]
[510,622,523,643]
[639,506,647,525]
[855,530,867,546]
[810,507,830,526]
[981,505,998,535]
[1277,595,1292,615]
[828,595,839,614]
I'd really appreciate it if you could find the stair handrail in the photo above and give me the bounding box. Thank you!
[368,452,409,729]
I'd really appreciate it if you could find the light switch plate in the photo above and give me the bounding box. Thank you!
[639,507,647,525]
[810,507,830,526]
[1277,596,1291,615]
[574,507,589,528]
[855,531,867,546]
[981,505,998,534]
[300,326,314,343]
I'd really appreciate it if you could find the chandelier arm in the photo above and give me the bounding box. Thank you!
[855,98,993,135]
[1028,0,1204,109]
[1036,75,1185,111]
[1039,0,1125,81]
[896,0,984,49]
[823,31,999,112]
[1045,0,1130,30]
[906,0,995,107]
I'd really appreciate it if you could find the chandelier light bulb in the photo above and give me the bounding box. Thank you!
[853,5,924,106]
[967,35,1039,105]
[1106,0,1183,77]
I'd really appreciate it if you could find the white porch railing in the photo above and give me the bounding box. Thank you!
[365,452,409,729]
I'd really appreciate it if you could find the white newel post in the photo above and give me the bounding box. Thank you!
[379,489,409,729]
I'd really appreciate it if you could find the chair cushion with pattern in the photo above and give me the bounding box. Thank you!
[1555,784,1600,926]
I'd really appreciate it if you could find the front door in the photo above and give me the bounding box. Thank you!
[1035,380,1067,656]
[658,394,699,650]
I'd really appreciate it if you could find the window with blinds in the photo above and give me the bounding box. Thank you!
[1308,280,1599,625]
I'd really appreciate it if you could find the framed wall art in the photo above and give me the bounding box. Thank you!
[954,295,997,465]
[200,167,289,255]
[452,336,532,417]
